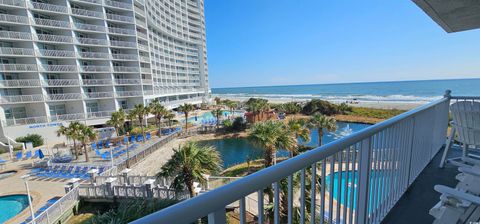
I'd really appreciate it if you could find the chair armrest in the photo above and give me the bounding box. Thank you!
[459,166,480,178]
[434,185,480,205]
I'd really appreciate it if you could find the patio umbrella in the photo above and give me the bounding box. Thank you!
[38,149,45,159]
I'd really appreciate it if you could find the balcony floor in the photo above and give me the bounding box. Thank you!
[382,145,462,223]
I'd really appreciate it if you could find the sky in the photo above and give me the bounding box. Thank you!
[203,0,480,88]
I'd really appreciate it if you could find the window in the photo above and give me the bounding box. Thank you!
[49,104,66,116]
[119,100,127,109]
[5,107,27,119]
[86,102,98,112]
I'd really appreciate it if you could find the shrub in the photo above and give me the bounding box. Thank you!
[15,134,44,147]
[222,119,233,129]
[302,99,340,116]
[232,117,246,131]
[129,127,143,135]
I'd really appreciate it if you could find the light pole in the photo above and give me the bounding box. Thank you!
[21,175,35,224]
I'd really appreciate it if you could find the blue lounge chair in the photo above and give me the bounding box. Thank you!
[33,150,40,159]
[146,133,151,140]
[106,139,111,147]
[98,141,103,149]
[24,151,32,160]
[130,135,135,142]
[123,136,128,144]
[15,152,22,161]
[137,135,143,142]
[91,142,97,150]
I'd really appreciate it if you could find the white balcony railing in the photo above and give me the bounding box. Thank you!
[4,116,48,126]
[43,79,80,86]
[81,65,111,72]
[140,67,151,73]
[108,27,136,35]
[136,20,146,28]
[50,113,85,121]
[0,64,37,72]
[104,0,131,9]
[0,0,25,7]
[138,44,148,51]
[33,18,71,28]
[74,23,106,32]
[137,31,147,39]
[110,40,137,48]
[0,31,32,40]
[113,66,139,72]
[115,91,142,97]
[45,93,83,101]
[106,13,134,22]
[0,47,34,56]
[84,92,114,98]
[142,79,152,84]
[132,93,452,224]
[114,79,141,85]
[37,49,76,58]
[35,34,73,43]
[30,2,68,13]
[40,65,78,72]
[82,79,112,85]
[79,52,110,59]
[87,110,113,118]
[111,53,138,60]
[0,14,28,24]
[77,37,108,45]
[139,56,150,62]
[0,79,41,87]
[71,8,104,18]
[71,0,102,4]
[0,94,44,104]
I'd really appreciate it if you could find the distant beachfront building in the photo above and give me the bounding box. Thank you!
[0,0,210,143]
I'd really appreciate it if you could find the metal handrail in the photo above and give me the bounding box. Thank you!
[0,14,28,24]
[133,93,452,224]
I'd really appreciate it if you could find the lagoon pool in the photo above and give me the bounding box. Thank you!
[187,111,244,124]
[199,122,370,168]
[0,194,29,223]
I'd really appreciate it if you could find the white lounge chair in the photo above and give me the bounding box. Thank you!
[430,166,480,223]
[440,101,480,168]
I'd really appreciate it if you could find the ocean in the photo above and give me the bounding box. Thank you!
[212,78,480,103]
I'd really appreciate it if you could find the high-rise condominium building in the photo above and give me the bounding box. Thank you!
[0,0,210,143]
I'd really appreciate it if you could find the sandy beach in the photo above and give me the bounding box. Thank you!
[214,95,423,110]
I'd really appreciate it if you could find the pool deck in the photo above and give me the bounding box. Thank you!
[381,145,461,224]
[0,159,67,224]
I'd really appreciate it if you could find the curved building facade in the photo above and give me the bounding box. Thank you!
[0,0,209,143]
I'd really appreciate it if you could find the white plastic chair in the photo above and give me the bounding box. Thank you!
[440,101,480,168]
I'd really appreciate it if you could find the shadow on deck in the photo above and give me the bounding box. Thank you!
[382,146,462,224]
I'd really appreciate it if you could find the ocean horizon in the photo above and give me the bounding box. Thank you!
[212,78,480,103]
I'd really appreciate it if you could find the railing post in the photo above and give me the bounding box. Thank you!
[208,208,226,224]
[356,137,372,224]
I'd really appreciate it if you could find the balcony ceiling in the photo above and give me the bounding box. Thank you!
[413,0,480,33]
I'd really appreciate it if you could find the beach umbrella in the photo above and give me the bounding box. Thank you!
[38,149,45,159]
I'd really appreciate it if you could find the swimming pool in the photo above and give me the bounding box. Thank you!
[187,111,244,124]
[325,171,392,212]
[0,194,29,223]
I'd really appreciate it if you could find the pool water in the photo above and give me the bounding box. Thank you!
[0,194,29,223]
[325,171,393,212]
[187,111,244,124]
[199,122,370,168]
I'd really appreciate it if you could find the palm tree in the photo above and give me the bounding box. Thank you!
[308,113,337,147]
[77,124,97,162]
[157,142,222,198]
[246,98,269,123]
[164,111,175,128]
[56,121,83,159]
[178,103,195,130]
[214,97,222,105]
[249,120,297,167]
[224,100,237,118]
[211,108,223,129]
[287,118,311,157]
[149,99,167,136]
[130,104,149,142]
[106,109,126,137]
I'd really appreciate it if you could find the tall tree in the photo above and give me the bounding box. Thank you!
[211,108,223,129]
[287,118,311,157]
[224,100,237,118]
[106,109,126,137]
[56,121,83,159]
[149,99,168,136]
[246,98,269,123]
[130,104,150,142]
[308,113,337,146]
[164,111,175,128]
[178,103,195,131]
[77,124,98,162]
[157,142,222,198]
